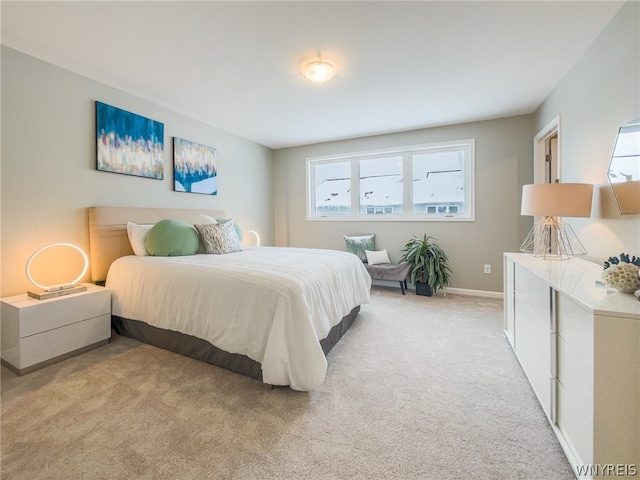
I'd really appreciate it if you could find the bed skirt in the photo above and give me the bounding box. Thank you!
[111,306,361,386]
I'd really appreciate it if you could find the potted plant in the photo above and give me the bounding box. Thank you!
[400,234,452,296]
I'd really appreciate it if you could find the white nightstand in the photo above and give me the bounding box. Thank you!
[1,284,111,375]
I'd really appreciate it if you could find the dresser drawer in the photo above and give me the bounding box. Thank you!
[557,334,593,422]
[557,380,593,466]
[515,333,552,418]
[515,299,551,368]
[557,293,593,355]
[515,266,551,326]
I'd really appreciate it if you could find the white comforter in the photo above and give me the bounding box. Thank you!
[106,246,371,391]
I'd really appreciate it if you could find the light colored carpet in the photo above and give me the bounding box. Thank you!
[1,287,575,480]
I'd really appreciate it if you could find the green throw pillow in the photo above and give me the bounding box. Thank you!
[343,234,375,262]
[145,219,200,256]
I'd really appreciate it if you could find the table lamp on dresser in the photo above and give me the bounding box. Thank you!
[519,182,593,260]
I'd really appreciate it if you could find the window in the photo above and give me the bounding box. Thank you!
[313,161,351,215]
[307,139,475,221]
[412,149,465,215]
[360,155,403,215]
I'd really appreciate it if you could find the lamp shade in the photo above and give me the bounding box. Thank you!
[521,183,593,218]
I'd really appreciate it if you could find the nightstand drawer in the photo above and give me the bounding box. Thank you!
[2,287,110,337]
[18,314,111,369]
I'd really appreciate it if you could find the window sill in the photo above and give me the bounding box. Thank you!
[306,215,475,222]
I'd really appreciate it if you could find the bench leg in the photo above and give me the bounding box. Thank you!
[399,281,406,295]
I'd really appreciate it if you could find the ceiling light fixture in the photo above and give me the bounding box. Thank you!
[302,61,336,84]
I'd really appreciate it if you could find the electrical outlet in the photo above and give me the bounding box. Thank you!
[484,264,491,274]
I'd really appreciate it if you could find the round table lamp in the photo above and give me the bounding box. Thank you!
[25,243,89,299]
[243,230,261,247]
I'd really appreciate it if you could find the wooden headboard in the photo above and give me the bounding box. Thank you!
[88,206,225,282]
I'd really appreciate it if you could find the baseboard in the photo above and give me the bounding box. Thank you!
[443,287,503,299]
[370,280,503,299]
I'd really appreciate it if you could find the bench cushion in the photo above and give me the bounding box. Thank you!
[365,261,410,281]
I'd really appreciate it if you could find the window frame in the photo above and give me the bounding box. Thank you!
[306,139,475,222]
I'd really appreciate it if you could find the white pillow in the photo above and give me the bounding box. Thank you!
[198,215,218,225]
[365,249,391,265]
[127,222,154,256]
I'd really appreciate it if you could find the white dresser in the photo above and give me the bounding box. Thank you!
[504,253,639,479]
[1,285,111,375]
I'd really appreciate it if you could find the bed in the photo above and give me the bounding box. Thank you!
[88,207,371,391]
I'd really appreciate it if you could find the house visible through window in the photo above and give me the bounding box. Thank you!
[307,139,475,221]
[314,161,351,215]
[360,155,403,215]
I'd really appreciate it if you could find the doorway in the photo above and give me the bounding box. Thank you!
[534,116,561,184]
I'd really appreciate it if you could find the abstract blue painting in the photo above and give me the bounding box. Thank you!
[173,138,218,195]
[96,101,164,179]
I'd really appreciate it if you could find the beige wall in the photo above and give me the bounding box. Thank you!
[1,47,274,297]
[534,1,639,263]
[273,115,534,293]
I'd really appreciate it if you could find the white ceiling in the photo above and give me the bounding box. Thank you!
[1,1,624,149]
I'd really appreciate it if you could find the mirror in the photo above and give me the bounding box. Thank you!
[608,116,640,214]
